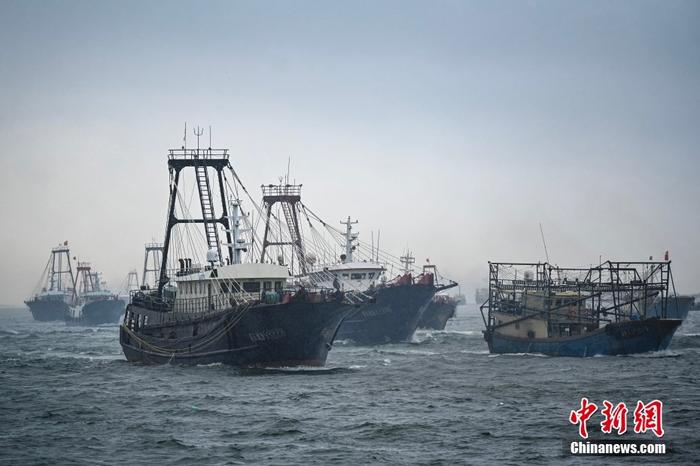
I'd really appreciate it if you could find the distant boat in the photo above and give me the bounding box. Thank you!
[305,222,456,344]
[453,286,466,305]
[418,294,457,330]
[65,264,125,325]
[25,243,76,321]
[646,295,694,320]
[481,261,682,357]
[475,287,489,306]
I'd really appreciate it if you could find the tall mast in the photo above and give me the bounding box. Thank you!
[340,216,359,263]
[400,250,415,274]
[47,243,75,294]
[260,183,306,275]
[227,199,251,265]
[142,242,163,288]
[158,141,234,293]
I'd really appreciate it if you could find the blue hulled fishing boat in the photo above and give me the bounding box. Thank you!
[480,261,682,357]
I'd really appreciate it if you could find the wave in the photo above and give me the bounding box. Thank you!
[625,349,683,358]
[488,352,550,358]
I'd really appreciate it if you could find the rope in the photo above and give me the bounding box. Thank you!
[122,303,253,356]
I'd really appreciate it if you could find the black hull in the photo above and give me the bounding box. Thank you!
[418,300,457,330]
[336,284,436,345]
[66,298,126,326]
[119,299,355,367]
[25,299,69,322]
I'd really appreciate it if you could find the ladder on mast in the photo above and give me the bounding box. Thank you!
[194,161,222,265]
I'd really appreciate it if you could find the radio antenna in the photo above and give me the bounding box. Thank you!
[194,126,204,151]
[539,222,550,263]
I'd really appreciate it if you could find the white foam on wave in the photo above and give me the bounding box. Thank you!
[195,362,224,368]
[488,352,550,358]
[459,349,490,355]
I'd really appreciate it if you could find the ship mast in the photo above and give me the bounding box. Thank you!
[260,183,306,275]
[227,199,251,265]
[158,131,235,293]
[340,216,359,263]
[47,243,76,295]
[142,242,163,289]
[400,250,415,274]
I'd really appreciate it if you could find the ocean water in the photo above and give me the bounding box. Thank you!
[1,305,699,465]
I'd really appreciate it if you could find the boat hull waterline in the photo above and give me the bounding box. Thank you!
[120,299,356,367]
[484,318,682,357]
[25,298,69,322]
[418,299,457,330]
[65,298,126,326]
[336,284,437,345]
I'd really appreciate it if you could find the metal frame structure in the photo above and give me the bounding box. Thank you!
[159,148,235,292]
[47,244,75,294]
[260,184,307,275]
[142,242,163,288]
[480,261,676,331]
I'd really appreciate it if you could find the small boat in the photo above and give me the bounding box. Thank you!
[481,261,682,357]
[25,243,76,321]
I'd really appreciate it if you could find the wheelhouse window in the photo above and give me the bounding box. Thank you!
[263,281,272,291]
[242,281,261,293]
[351,273,366,280]
[368,273,375,279]
[274,281,282,291]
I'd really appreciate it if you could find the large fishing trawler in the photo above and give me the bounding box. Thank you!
[480,261,682,356]
[302,217,457,344]
[25,243,76,321]
[119,134,361,367]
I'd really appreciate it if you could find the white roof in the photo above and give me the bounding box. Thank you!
[176,262,290,282]
[311,261,385,274]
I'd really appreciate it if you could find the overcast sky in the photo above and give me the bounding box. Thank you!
[1,0,698,304]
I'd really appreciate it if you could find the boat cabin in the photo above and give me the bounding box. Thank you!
[172,262,290,305]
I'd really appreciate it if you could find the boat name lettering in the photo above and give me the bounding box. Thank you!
[249,328,286,342]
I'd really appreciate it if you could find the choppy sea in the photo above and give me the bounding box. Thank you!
[1,304,698,465]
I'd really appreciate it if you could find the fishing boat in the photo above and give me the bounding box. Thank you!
[475,287,489,306]
[65,263,125,325]
[25,243,76,321]
[418,294,458,330]
[119,136,361,367]
[454,287,466,306]
[646,295,694,320]
[303,218,457,344]
[480,261,682,357]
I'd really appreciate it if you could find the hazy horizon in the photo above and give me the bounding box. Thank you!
[1,0,699,305]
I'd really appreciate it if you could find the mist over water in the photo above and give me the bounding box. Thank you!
[1,305,699,465]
